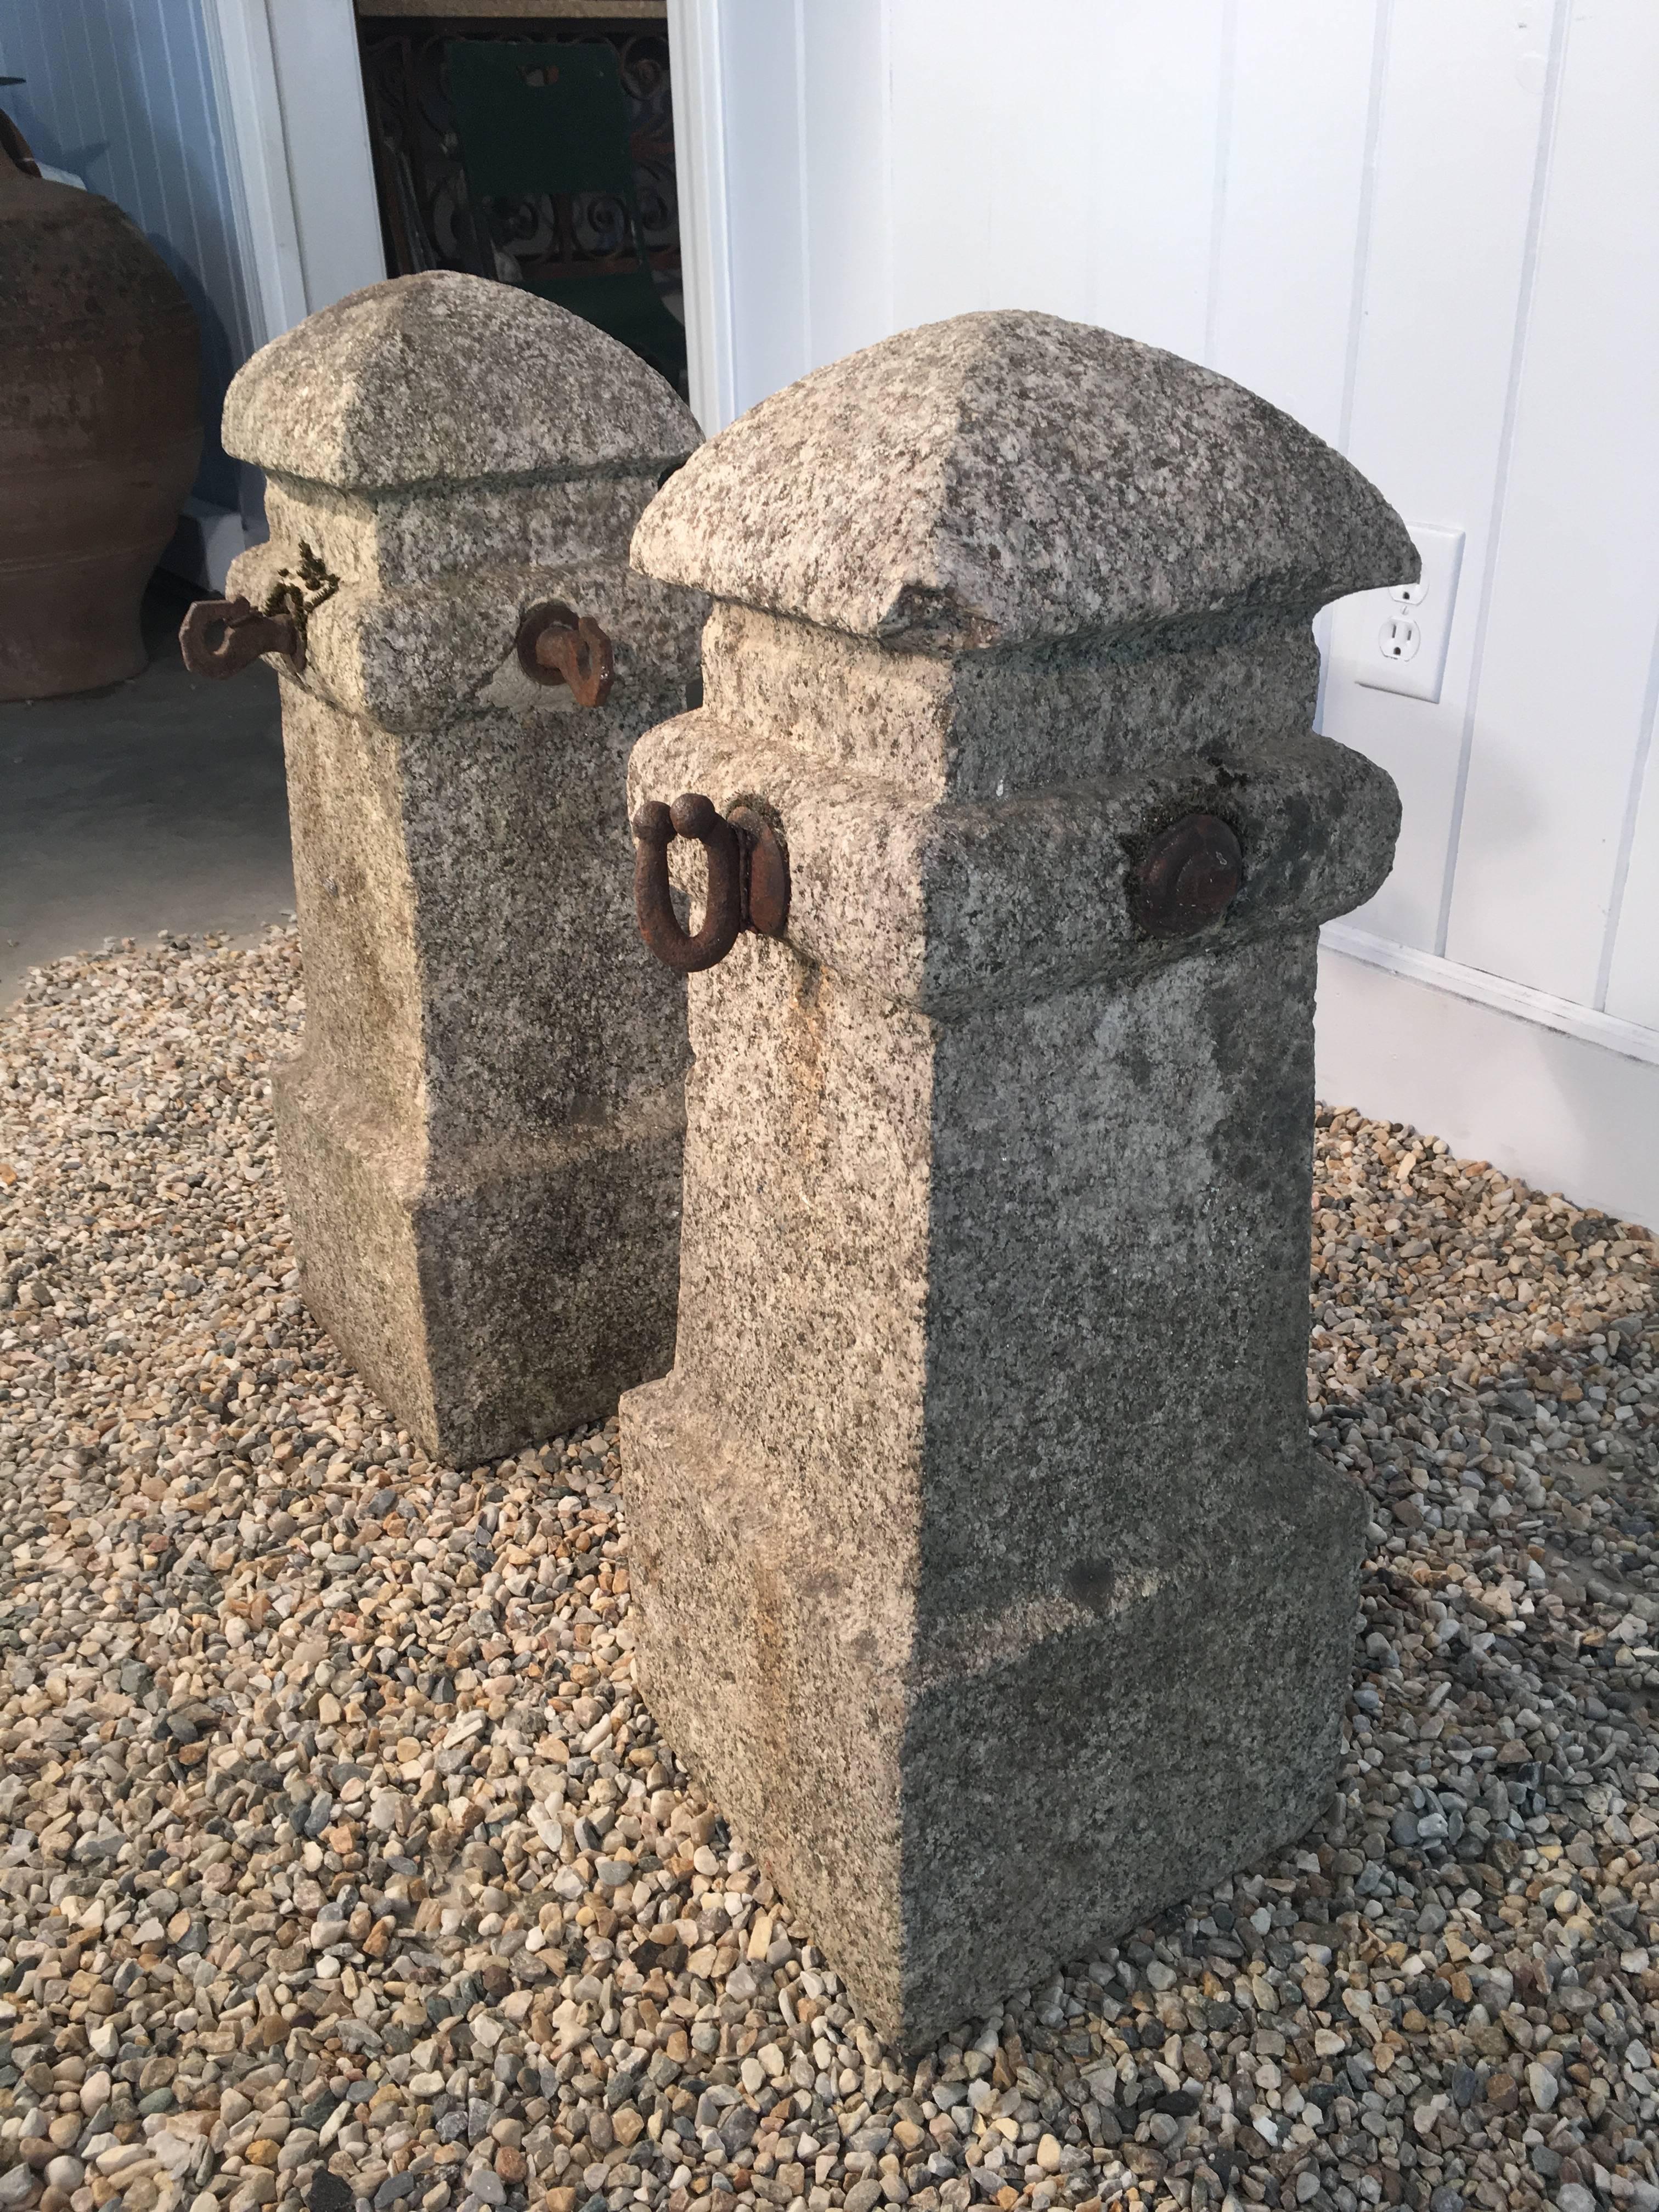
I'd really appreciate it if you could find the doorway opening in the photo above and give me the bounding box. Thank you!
[354,3,686,396]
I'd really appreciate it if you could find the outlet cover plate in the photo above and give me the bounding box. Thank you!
[1333,522,1465,704]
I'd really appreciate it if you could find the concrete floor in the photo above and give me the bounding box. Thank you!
[1,571,294,1009]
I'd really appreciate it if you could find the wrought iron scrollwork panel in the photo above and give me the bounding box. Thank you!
[357,21,683,352]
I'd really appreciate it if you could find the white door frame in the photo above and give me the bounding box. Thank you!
[204,0,730,428]
[665,0,737,432]
[202,0,386,349]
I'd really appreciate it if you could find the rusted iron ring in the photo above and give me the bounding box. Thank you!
[1132,812,1243,938]
[634,794,790,973]
[178,595,304,680]
[516,602,615,707]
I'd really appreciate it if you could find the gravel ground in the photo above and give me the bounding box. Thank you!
[1,929,1656,2212]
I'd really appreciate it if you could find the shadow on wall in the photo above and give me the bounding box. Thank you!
[2,0,257,516]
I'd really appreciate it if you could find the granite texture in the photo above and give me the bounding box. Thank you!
[627,699,1400,1017]
[624,937,1365,2044]
[697,599,1348,801]
[222,269,693,492]
[258,471,669,592]
[229,539,702,740]
[633,309,1418,648]
[621,311,1404,2047]
[224,274,702,1461]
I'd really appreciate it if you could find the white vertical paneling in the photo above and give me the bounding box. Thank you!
[3,0,260,509]
[885,0,1001,326]
[1601,636,1659,1028]
[973,0,1098,327]
[715,0,809,417]
[680,0,1659,1117]
[720,0,1226,419]
[1204,0,1376,443]
[0,13,61,149]
[799,0,891,370]
[1317,0,1563,956]
[1082,0,1227,362]
[1443,2,1659,1002]
[886,0,1120,335]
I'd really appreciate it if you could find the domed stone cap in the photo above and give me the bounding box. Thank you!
[632,310,1416,648]
[223,270,697,492]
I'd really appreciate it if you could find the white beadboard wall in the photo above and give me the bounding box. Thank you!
[668,0,1659,1226]
[3,0,385,566]
[2,0,258,514]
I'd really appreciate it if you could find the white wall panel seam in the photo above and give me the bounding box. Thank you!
[1200,0,1238,372]
[78,0,100,156]
[78,0,126,208]
[792,0,811,373]
[24,14,54,160]
[43,7,65,147]
[1314,0,1391,743]
[876,0,894,340]
[109,0,145,212]
[1596,606,1659,1012]
[20,17,53,148]
[121,2,164,235]
[68,0,99,179]
[157,5,213,307]
[18,17,50,148]
[186,0,257,362]
[202,0,308,345]
[54,3,88,163]
[179,3,231,335]
[666,0,735,431]
[1432,0,1571,961]
[153,5,190,260]
[708,0,739,428]
[1334,0,1392,460]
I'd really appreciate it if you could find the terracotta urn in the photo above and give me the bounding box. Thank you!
[0,161,200,698]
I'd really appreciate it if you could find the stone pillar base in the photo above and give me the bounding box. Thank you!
[622,1368,1366,2051]
[279,1053,682,1464]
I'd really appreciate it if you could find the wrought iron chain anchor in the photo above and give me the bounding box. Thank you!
[1132,812,1243,938]
[180,545,336,681]
[516,601,615,707]
[634,794,790,973]
[178,594,304,680]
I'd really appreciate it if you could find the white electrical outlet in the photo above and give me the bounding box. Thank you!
[1378,611,1421,663]
[1331,523,1465,704]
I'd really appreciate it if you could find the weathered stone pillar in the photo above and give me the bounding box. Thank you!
[620,312,1414,2048]
[220,272,702,1462]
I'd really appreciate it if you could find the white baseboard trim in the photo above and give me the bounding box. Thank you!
[1316,939,1659,1231]
[1321,922,1659,1069]
[159,500,248,594]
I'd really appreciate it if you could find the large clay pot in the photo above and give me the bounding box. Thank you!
[0,162,200,698]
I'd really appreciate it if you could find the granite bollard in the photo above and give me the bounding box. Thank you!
[619,310,1416,2048]
[220,271,702,1461]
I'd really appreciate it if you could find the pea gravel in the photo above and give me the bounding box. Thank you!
[1,929,1656,2212]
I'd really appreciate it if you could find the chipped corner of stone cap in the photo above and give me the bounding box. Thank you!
[222,268,700,494]
[629,308,1419,650]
